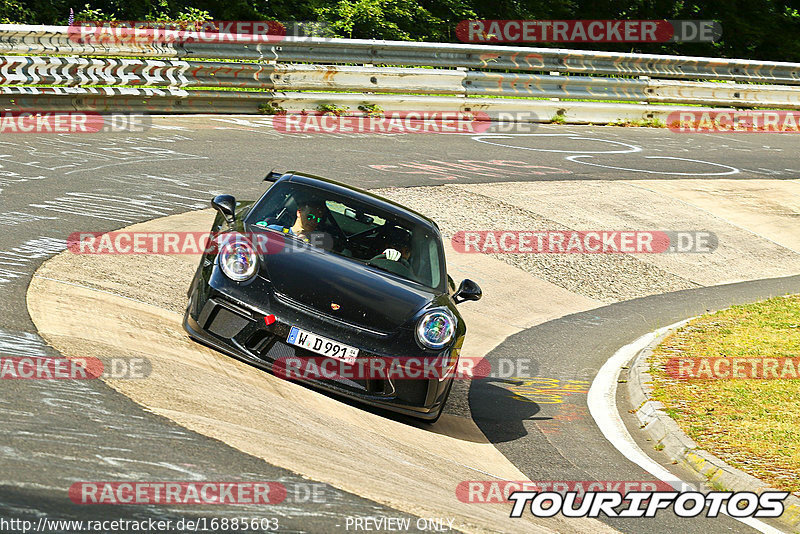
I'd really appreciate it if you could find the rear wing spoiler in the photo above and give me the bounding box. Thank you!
[264,170,284,182]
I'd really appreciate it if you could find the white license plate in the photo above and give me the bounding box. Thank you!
[287,326,359,364]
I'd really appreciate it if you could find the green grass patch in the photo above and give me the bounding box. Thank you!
[258,101,286,115]
[648,294,800,494]
[315,103,349,115]
[357,103,384,117]
[610,117,666,128]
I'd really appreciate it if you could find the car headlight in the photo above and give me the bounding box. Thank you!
[218,235,258,281]
[416,309,456,350]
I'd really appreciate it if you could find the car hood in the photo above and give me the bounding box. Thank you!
[261,245,436,333]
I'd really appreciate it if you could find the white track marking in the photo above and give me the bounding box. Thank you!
[567,155,741,176]
[588,320,785,533]
[472,133,642,153]
[0,328,49,358]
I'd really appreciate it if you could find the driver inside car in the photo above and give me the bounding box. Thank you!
[257,198,335,250]
[368,227,414,278]
[290,200,326,241]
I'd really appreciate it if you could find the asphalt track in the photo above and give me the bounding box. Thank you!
[3,116,800,533]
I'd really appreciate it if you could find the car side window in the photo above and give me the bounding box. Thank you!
[427,237,441,288]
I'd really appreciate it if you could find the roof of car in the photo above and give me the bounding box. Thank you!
[280,172,439,231]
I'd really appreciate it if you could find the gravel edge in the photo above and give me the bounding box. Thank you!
[625,325,800,531]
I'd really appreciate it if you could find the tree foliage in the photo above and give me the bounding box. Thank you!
[3,0,799,61]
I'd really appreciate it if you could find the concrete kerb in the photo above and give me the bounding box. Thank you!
[625,319,800,531]
[0,89,736,125]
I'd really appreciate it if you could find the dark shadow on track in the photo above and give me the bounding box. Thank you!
[467,377,543,443]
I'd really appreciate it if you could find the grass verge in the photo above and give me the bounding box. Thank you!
[648,294,800,495]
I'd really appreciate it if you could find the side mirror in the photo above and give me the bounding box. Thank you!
[453,279,482,304]
[212,194,236,225]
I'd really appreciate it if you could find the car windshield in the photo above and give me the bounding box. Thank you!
[245,180,445,290]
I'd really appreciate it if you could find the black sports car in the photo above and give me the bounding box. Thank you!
[184,171,481,422]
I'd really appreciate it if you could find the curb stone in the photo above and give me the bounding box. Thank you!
[625,326,800,532]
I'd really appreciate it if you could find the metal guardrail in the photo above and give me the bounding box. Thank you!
[4,56,800,109]
[1,24,800,118]
[4,24,800,83]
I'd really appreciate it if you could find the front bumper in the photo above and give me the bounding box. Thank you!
[184,275,456,421]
